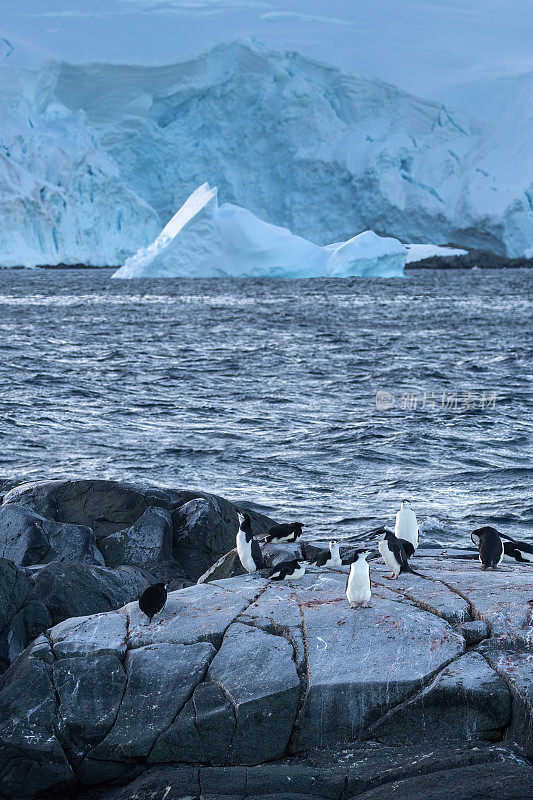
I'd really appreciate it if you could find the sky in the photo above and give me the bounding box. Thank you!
[3,1,533,103]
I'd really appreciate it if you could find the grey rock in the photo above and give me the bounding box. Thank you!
[347,761,533,800]
[370,651,511,744]
[207,622,300,764]
[98,506,174,570]
[197,547,247,584]
[3,479,276,582]
[290,571,465,751]
[0,649,75,797]
[458,619,490,645]
[32,561,155,625]
[54,653,127,757]
[0,558,51,672]
[127,581,264,650]
[172,497,240,582]
[89,641,215,760]
[50,611,128,660]
[0,503,104,567]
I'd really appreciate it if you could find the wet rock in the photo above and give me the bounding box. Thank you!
[0,558,50,672]
[32,561,155,625]
[0,503,104,567]
[172,497,241,581]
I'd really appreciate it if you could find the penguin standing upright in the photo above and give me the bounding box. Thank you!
[236,512,264,573]
[264,521,305,544]
[307,540,342,569]
[394,500,418,557]
[471,526,504,569]
[346,549,373,608]
[139,582,168,624]
[379,530,420,579]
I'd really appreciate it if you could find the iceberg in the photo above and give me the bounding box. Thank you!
[112,183,406,279]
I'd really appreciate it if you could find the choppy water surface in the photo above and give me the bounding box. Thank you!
[0,269,531,546]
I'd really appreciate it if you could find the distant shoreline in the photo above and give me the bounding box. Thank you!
[1,249,532,271]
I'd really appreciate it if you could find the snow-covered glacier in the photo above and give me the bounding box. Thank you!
[2,42,533,267]
[112,183,406,279]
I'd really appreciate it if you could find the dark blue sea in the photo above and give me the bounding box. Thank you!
[0,268,531,547]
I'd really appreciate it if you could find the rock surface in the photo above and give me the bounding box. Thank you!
[0,556,531,798]
[0,559,50,672]
[2,479,275,582]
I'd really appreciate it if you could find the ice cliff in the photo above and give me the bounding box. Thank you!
[112,183,406,279]
[1,42,533,267]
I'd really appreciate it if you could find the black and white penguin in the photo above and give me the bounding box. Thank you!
[264,521,305,544]
[264,559,305,581]
[374,526,415,559]
[307,540,342,569]
[378,530,420,579]
[471,526,504,569]
[139,582,168,624]
[346,549,373,608]
[394,499,419,555]
[236,512,264,572]
[494,531,533,564]
[502,538,533,564]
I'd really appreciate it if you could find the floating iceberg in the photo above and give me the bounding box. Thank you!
[112,184,406,279]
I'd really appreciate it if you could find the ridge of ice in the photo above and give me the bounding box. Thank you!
[112,183,406,279]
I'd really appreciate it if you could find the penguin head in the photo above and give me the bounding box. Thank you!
[401,499,411,508]
[293,522,305,531]
[238,512,252,532]
[354,548,373,561]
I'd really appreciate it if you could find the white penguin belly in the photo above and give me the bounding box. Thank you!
[236,534,257,573]
[379,541,400,576]
[288,565,305,580]
[347,564,371,603]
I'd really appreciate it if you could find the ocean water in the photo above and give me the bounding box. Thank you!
[0,268,531,547]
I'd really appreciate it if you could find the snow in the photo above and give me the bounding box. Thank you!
[405,245,468,264]
[112,183,407,279]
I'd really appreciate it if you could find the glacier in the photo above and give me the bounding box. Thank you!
[2,41,533,267]
[112,183,407,279]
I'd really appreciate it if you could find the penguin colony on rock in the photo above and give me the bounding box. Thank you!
[138,500,532,620]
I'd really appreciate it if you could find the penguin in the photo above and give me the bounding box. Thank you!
[139,582,168,624]
[502,538,533,564]
[346,549,373,608]
[264,559,305,581]
[496,531,533,564]
[374,526,415,559]
[264,521,305,544]
[471,526,504,569]
[236,512,264,572]
[394,499,419,554]
[378,530,421,579]
[307,540,342,569]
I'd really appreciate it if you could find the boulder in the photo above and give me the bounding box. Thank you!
[98,507,180,580]
[0,558,530,799]
[2,479,276,582]
[31,562,156,625]
[0,558,50,672]
[0,504,104,567]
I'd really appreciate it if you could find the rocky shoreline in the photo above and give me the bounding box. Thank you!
[0,479,531,800]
